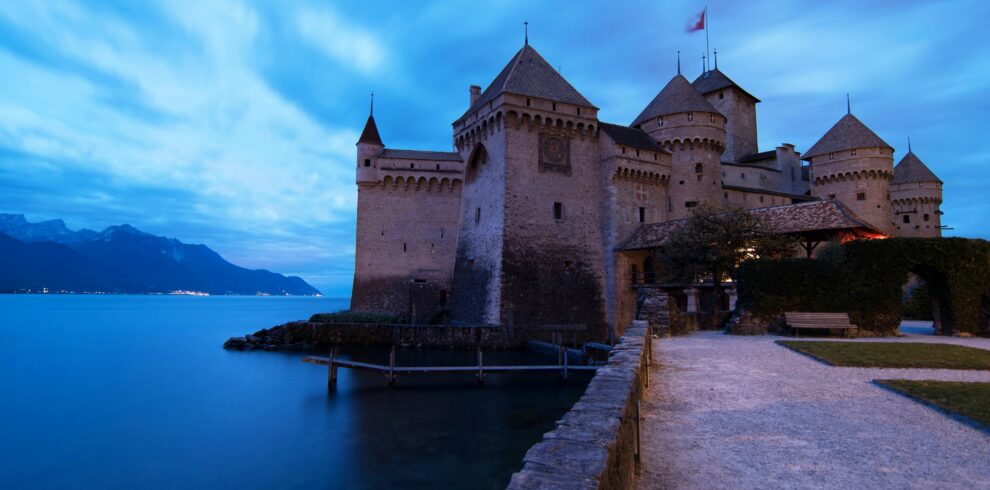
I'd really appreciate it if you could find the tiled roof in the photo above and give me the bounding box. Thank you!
[460,45,595,120]
[618,200,879,250]
[737,150,776,163]
[599,122,664,152]
[721,161,781,172]
[691,69,761,102]
[892,152,941,184]
[802,113,892,160]
[631,74,719,127]
[380,149,462,162]
[721,185,814,200]
[357,115,383,145]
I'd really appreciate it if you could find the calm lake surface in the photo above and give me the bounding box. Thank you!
[0,296,588,489]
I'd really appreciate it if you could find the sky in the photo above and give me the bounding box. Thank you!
[1,0,988,296]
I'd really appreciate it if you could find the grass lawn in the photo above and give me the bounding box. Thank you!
[875,380,990,430]
[777,341,990,369]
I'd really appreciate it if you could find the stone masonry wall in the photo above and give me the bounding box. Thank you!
[703,87,757,163]
[507,321,651,490]
[498,108,609,339]
[810,148,894,235]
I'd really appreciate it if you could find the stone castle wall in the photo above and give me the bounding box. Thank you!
[810,147,894,234]
[450,111,507,325]
[642,112,726,220]
[704,87,757,162]
[496,106,609,339]
[891,180,942,237]
[351,164,463,322]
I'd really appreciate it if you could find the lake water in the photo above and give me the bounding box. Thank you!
[0,296,588,489]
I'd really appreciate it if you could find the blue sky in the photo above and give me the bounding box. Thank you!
[1,1,988,296]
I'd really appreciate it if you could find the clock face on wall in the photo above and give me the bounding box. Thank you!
[538,133,570,175]
[541,136,567,163]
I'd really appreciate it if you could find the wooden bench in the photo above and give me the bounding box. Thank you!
[784,312,858,337]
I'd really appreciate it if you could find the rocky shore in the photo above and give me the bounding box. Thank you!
[223,320,526,351]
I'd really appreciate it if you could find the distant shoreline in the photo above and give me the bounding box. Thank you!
[0,292,336,298]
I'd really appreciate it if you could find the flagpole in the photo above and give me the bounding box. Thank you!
[705,6,710,73]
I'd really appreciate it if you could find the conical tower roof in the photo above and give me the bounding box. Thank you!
[459,44,595,120]
[631,74,718,127]
[357,115,383,146]
[802,113,892,160]
[691,69,760,102]
[892,151,941,184]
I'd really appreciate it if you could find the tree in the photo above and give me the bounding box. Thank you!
[659,203,796,326]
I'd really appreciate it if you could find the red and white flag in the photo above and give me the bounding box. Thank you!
[687,7,706,32]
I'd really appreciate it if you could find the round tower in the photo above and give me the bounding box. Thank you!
[356,113,383,185]
[803,112,894,235]
[890,145,943,237]
[632,74,726,220]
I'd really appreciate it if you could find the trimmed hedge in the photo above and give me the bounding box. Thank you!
[735,237,990,336]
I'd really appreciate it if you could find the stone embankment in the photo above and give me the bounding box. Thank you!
[224,321,525,350]
[508,321,651,490]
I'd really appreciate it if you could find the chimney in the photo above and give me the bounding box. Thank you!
[469,85,481,106]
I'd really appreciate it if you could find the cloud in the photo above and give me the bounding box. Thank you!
[295,6,386,75]
[0,0,987,295]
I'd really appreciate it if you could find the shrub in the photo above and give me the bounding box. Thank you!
[735,237,990,336]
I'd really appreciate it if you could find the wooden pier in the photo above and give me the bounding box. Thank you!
[304,345,598,388]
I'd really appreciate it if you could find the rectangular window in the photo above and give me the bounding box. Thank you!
[828,194,836,199]
[687,113,693,121]
[553,202,563,220]
[923,214,930,222]
[475,207,481,223]
[903,215,910,223]
[856,192,866,201]
[638,207,645,223]
[403,243,407,252]
[364,159,371,167]
[685,201,699,208]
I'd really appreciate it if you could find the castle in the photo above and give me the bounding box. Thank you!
[349,42,944,339]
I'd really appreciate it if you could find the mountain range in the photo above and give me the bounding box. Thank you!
[0,214,320,295]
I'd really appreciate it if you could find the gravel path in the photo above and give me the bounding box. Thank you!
[635,329,990,489]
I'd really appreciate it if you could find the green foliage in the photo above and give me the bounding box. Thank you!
[903,283,934,320]
[660,204,796,284]
[309,310,401,324]
[735,237,990,336]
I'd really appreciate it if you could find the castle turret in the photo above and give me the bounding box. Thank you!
[891,146,942,237]
[632,74,726,219]
[449,43,608,337]
[356,113,384,184]
[803,112,894,235]
[692,68,759,162]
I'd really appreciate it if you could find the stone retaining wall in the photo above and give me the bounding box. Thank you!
[507,321,651,489]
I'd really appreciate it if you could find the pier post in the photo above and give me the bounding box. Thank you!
[328,346,338,390]
[388,345,396,386]
[562,343,569,382]
[476,345,484,385]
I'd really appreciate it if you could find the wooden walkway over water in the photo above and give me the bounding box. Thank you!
[304,345,598,388]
